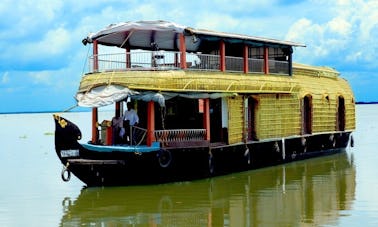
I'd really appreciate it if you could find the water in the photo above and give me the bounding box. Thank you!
[0,105,377,226]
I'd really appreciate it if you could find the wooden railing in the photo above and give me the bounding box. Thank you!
[88,51,290,75]
[154,129,206,143]
[130,127,207,146]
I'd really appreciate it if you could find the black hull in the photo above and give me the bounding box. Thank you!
[53,115,352,187]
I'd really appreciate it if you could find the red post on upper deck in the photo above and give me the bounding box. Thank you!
[243,45,249,74]
[264,46,269,74]
[203,99,211,141]
[126,46,131,68]
[220,40,226,72]
[91,107,98,144]
[179,34,187,69]
[93,40,99,72]
[147,101,155,146]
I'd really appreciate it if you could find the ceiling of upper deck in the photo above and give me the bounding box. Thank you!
[84,20,201,51]
[83,20,305,51]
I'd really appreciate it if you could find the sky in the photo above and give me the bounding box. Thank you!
[1,0,377,113]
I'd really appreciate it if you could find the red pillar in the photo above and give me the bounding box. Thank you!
[147,101,155,146]
[203,99,211,141]
[115,102,121,117]
[93,40,99,72]
[264,46,269,74]
[126,46,131,68]
[243,45,249,74]
[91,40,99,143]
[179,34,187,69]
[220,40,226,72]
[105,124,112,145]
[91,107,98,144]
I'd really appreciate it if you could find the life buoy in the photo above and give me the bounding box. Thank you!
[61,165,71,182]
[158,149,172,168]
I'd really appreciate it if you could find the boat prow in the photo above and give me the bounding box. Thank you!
[53,114,82,162]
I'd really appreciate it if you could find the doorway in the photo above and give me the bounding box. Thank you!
[303,95,312,134]
[337,96,345,131]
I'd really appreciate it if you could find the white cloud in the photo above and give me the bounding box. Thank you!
[1,72,9,84]
[327,17,352,36]
[0,0,63,40]
[28,71,54,85]
[285,0,378,67]
[23,27,70,57]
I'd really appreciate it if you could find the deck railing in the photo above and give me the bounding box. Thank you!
[129,127,207,145]
[154,129,206,143]
[88,51,290,75]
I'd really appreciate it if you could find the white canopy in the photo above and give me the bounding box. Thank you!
[76,85,236,108]
[76,85,137,107]
[82,20,304,51]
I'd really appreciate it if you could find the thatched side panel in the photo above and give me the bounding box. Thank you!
[227,96,244,144]
[256,94,301,139]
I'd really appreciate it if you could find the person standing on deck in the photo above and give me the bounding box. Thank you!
[122,101,139,144]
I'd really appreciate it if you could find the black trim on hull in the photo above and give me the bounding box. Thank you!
[53,115,352,187]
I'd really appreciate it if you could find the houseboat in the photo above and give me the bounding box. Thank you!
[53,20,355,186]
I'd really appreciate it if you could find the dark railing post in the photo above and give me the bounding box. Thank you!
[126,46,131,68]
[93,40,98,72]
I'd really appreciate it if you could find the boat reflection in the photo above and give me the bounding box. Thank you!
[60,151,355,226]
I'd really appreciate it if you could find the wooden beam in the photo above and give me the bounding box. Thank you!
[91,107,98,144]
[147,101,155,146]
[203,99,211,141]
[220,40,226,72]
[179,34,187,69]
[264,46,269,74]
[243,45,249,74]
[126,46,131,68]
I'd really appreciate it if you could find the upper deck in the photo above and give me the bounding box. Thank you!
[83,20,307,76]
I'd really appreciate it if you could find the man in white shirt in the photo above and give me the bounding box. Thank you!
[122,102,139,144]
[123,102,139,126]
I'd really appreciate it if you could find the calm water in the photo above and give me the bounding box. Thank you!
[0,105,377,227]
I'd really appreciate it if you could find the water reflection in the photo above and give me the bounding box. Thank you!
[60,152,355,226]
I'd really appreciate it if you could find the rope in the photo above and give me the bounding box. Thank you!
[62,104,78,112]
[120,29,134,48]
[59,31,135,114]
[81,45,91,76]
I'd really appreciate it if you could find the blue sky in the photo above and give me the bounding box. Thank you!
[1,0,377,113]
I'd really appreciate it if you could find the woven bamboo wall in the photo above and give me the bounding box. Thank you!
[224,67,356,142]
[256,94,301,139]
[292,66,356,133]
[311,94,337,132]
[227,96,244,144]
